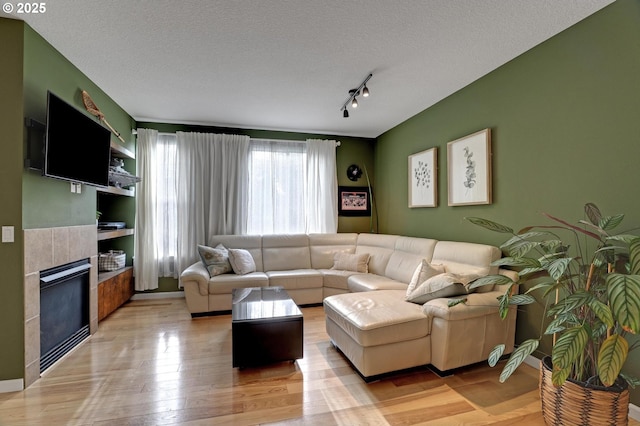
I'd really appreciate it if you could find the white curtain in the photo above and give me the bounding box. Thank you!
[247,138,337,234]
[175,132,250,280]
[247,140,306,234]
[135,129,179,290]
[305,139,338,233]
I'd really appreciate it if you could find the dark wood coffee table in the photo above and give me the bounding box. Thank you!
[231,287,303,368]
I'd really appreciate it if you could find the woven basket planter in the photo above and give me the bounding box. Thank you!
[539,356,629,426]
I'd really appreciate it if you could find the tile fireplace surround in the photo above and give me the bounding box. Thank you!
[23,225,98,388]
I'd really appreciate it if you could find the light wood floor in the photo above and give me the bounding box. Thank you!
[0,298,634,425]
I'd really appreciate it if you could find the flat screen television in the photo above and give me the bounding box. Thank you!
[44,91,112,187]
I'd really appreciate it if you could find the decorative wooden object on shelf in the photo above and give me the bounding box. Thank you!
[98,266,134,321]
[81,90,126,144]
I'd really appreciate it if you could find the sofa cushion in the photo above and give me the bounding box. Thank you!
[355,233,398,276]
[228,249,257,275]
[309,233,358,269]
[384,236,439,283]
[319,269,362,291]
[331,252,370,272]
[197,244,232,277]
[266,269,323,290]
[348,273,407,292]
[405,272,480,304]
[324,290,430,347]
[262,234,312,270]
[207,272,269,294]
[431,241,501,292]
[407,260,446,294]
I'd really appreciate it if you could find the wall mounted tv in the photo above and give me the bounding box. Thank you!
[44,91,112,187]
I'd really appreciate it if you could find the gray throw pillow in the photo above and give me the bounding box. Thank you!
[405,272,481,304]
[198,244,232,277]
[228,248,257,275]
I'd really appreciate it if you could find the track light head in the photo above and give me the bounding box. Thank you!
[340,73,372,117]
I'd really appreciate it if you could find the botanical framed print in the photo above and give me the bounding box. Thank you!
[338,186,371,216]
[447,128,492,206]
[408,147,437,208]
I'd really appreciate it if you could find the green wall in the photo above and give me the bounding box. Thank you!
[376,0,640,401]
[0,17,136,384]
[0,18,26,382]
[22,25,136,229]
[138,122,375,292]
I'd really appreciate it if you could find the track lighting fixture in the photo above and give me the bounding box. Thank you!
[341,73,372,118]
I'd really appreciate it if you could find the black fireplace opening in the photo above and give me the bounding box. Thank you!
[40,258,91,373]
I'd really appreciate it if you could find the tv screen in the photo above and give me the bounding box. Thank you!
[44,91,112,187]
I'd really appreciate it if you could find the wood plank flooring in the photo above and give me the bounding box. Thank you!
[0,298,635,425]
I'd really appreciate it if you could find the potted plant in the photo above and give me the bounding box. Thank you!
[461,203,640,425]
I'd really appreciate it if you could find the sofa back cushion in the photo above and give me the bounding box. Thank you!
[309,233,357,269]
[262,234,311,271]
[385,236,439,283]
[355,233,398,276]
[209,235,264,272]
[431,241,501,291]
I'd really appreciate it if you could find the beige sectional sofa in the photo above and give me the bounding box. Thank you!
[180,232,517,379]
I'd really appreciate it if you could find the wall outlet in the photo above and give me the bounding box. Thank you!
[70,182,82,194]
[2,226,15,243]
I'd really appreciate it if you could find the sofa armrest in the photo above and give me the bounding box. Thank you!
[180,262,209,296]
[422,290,507,321]
[499,268,518,283]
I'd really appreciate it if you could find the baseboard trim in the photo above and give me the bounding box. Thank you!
[630,403,640,422]
[0,378,24,393]
[523,354,639,421]
[131,291,185,300]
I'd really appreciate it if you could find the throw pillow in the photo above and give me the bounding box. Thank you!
[405,272,476,304]
[197,244,232,277]
[407,260,446,296]
[228,248,257,275]
[331,252,370,272]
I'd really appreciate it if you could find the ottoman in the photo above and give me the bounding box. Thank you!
[323,289,432,379]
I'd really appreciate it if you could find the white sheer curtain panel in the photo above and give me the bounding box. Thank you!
[175,132,250,281]
[305,139,338,233]
[247,140,306,234]
[135,129,179,290]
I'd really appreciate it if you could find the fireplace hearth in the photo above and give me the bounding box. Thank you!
[39,259,91,373]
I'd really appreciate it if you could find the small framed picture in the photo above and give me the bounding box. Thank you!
[338,186,371,216]
[447,128,492,206]
[408,147,437,208]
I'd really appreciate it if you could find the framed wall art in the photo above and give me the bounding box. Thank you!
[338,186,371,216]
[408,147,437,208]
[447,128,492,206]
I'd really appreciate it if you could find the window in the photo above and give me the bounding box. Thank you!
[247,139,307,234]
[153,134,178,277]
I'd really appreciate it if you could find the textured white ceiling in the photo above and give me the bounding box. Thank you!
[3,0,614,138]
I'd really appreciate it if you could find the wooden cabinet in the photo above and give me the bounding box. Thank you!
[98,266,134,321]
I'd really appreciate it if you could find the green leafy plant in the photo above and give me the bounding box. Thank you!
[463,203,640,388]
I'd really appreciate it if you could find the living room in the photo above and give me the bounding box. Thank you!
[1,0,640,424]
